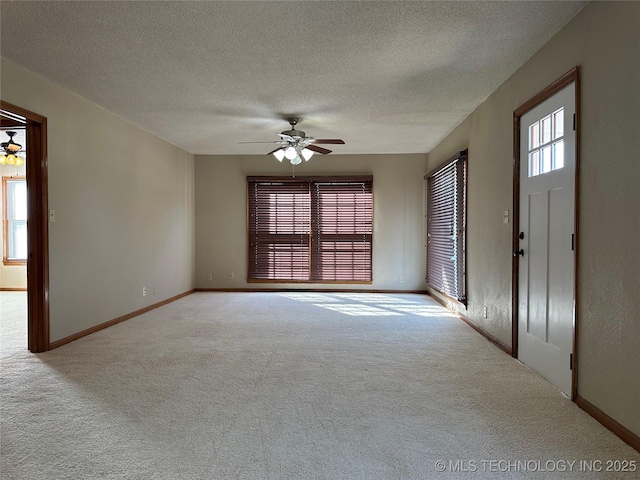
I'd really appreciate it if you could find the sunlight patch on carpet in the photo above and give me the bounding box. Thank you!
[387,305,458,317]
[315,303,404,316]
[333,293,418,304]
[278,293,343,303]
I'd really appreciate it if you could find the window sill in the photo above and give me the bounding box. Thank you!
[248,279,373,285]
[426,286,467,310]
[3,259,26,266]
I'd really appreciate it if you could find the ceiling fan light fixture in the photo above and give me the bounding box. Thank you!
[301,148,314,161]
[284,146,297,160]
[273,149,285,162]
[1,131,25,167]
[291,156,302,166]
[1,131,22,154]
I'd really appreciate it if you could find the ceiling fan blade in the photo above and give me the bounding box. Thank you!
[266,146,285,156]
[311,139,345,145]
[306,144,332,155]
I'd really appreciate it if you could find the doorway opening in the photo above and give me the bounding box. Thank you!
[0,127,27,355]
[0,101,49,353]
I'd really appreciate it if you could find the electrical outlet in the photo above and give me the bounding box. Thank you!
[207,274,212,281]
[503,210,509,224]
[229,272,235,280]
[142,287,146,297]
[483,306,488,318]
[399,275,404,283]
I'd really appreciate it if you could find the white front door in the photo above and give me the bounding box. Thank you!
[518,83,575,395]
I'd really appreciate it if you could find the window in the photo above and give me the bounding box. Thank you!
[528,107,564,177]
[248,176,373,283]
[3,176,27,265]
[425,150,467,303]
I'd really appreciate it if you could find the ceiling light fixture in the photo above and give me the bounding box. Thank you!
[301,148,314,161]
[272,145,315,165]
[273,149,285,162]
[0,131,25,167]
[284,146,297,160]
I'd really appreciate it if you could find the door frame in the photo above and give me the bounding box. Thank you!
[1,100,49,353]
[511,67,580,399]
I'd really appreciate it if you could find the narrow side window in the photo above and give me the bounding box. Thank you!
[425,151,467,304]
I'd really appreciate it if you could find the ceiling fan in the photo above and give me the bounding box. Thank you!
[240,117,345,164]
[0,130,26,166]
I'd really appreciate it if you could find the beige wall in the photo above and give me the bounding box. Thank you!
[195,154,428,291]
[1,58,196,342]
[427,2,640,436]
[0,162,27,289]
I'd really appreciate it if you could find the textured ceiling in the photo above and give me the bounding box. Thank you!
[0,1,585,155]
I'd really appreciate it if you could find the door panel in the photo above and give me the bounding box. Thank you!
[518,82,575,395]
[547,186,573,349]
[526,190,549,342]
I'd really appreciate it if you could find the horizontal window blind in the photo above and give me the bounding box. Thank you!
[426,151,467,303]
[311,181,373,282]
[248,181,310,280]
[248,177,373,283]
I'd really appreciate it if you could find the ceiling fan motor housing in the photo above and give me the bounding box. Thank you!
[281,128,306,138]
[282,117,306,138]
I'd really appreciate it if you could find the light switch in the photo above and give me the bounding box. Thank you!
[49,210,56,222]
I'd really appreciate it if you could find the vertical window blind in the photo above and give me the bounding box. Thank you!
[248,176,373,283]
[425,151,467,303]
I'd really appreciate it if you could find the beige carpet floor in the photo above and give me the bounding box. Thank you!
[1,291,638,479]
[0,291,27,360]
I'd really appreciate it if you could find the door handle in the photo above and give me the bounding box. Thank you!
[513,249,524,257]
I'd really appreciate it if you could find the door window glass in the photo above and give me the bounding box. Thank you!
[528,108,565,177]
